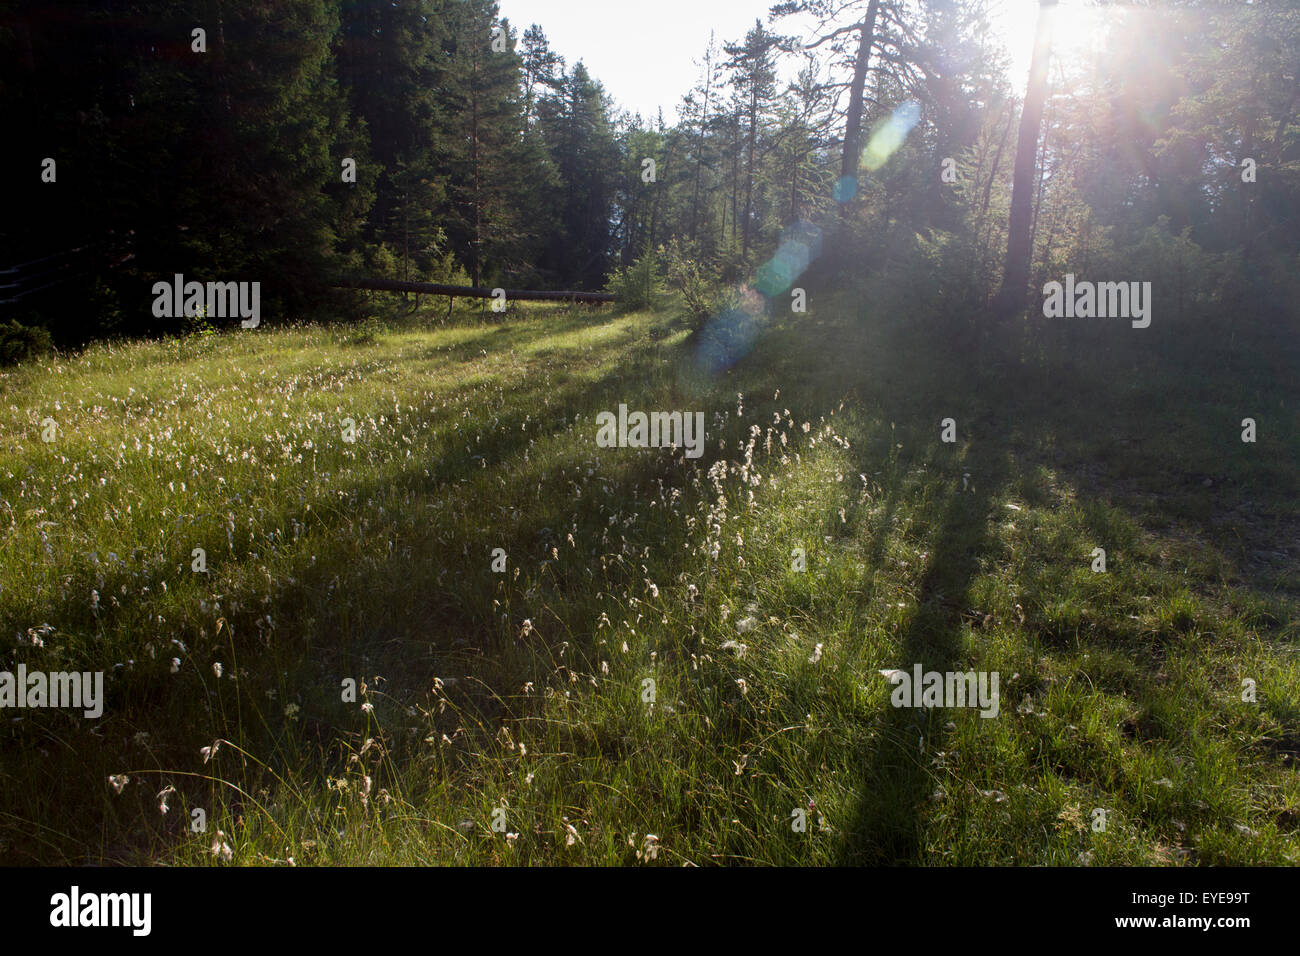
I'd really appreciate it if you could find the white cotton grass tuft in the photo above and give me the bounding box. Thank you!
[210,831,233,862]
[637,833,661,862]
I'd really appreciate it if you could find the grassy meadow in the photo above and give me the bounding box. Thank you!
[1,281,1297,866]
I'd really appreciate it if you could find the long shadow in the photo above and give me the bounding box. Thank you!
[830,306,1298,865]
[0,312,708,863]
[5,282,1295,863]
[836,426,1010,864]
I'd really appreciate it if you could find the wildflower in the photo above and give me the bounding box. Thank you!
[639,834,661,862]
[157,785,176,814]
[170,658,180,674]
[200,739,222,764]
[25,624,54,648]
[735,678,749,696]
[808,643,824,664]
[520,619,534,638]
[210,833,233,862]
[108,774,129,794]
[212,662,223,678]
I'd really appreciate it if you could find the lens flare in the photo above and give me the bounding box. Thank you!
[695,286,765,376]
[862,101,921,172]
[754,221,823,297]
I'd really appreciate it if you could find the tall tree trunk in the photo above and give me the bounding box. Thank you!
[979,102,1016,227]
[690,38,715,243]
[730,117,740,246]
[649,142,668,251]
[471,73,481,289]
[1029,147,1052,278]
[791,160,800,222]
[839,0,881,215]
[997,0,1057,316]
[743,87,757,256]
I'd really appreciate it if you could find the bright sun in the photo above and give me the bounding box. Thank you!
[995,0,1112,83]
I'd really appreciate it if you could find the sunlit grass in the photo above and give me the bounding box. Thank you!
[0,291,1296,866]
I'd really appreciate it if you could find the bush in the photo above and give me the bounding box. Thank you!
[0,319,54,366]
[346,316,385,345]
[605,249,664,312]
[661,239,722,328]
[1105,218,1218,323]
[86,278,125,338]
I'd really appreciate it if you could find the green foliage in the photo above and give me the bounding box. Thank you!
[534,62,620,288]
[605,249,664,312]
[179,302,216,336]
[1104,218,1221,323]
[2,291,1295,866]
[345,316,385,345]
[369,244,403,281]
[0,319,53,366]
[661,239,722,327]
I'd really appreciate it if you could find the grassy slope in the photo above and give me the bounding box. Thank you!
[0,287,1296,865]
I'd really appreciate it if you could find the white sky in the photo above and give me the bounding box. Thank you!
[496,0,1053,121]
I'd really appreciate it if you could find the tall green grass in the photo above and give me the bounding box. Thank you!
[0,292,1296,865]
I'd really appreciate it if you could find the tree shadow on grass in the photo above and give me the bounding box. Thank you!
[0,320,701,864]
[835,434,1011,864]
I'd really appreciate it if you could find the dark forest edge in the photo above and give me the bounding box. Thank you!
[1,0,1296,357]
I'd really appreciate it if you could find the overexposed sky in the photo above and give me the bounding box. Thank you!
[496,0,1057,121]
[496,0,790,122]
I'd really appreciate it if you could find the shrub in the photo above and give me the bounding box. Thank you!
[0,319,54,366]
[661,239,721,328]
[605,249,664,312]
[346,316,385,345]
